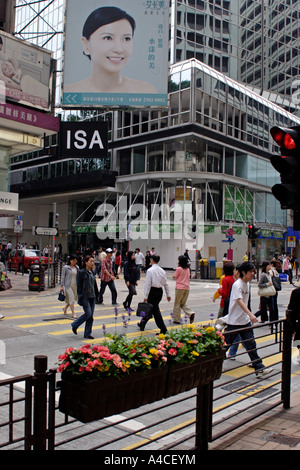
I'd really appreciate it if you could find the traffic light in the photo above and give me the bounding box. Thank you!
[248,224,260,239]
[270,125,300,216]
[48,211,59,229]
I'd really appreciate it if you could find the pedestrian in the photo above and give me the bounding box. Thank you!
[0,244,6,265]
[139,254,171,334]
[255,260,275,322]
[215,262,235,318]
[288,286,300,362]
[145,250,151,271]
[270,259,281,321]
[114,250,122,277]
[224,261,273,378]
[290,255,296,286]
[0,259,5,319]
[93,249,101,277]
[213,273,225,307]
[195,249,201,278]
[172,255,195,324]
[223,264,243,360]
[134,248,144,280]
[60,254,79,318]
[98,246,106,276]
[123,251,138,312]
[71,255,96,339]
[98,248,118,305]
[283,254,295,285]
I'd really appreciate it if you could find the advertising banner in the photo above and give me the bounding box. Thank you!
[0,30,52,110]
[62,0,169,108]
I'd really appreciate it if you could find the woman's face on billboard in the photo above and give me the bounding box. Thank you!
[82,19,134,73]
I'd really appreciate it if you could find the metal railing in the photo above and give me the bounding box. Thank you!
[0,313,293,450]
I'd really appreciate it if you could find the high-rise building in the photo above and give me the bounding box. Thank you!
[8,0,300,267]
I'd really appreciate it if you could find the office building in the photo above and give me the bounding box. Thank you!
[7,0,300,267]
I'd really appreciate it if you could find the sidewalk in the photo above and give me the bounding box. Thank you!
[0,270,58,298]
[210,388,300,450]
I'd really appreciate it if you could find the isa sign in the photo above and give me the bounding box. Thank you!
[60,121,108,158]
[62,0,169,108]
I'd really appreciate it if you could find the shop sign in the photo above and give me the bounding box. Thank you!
[60,121,108,158]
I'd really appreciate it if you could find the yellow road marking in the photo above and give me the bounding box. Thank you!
[122,352,300,451]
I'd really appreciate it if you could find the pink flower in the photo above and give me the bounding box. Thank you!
[112,354,123,368]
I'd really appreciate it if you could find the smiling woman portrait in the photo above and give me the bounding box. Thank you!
[65,6,157,94]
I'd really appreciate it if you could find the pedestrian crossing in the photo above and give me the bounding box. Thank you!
[0,291,291,346]
[1,292,207,341]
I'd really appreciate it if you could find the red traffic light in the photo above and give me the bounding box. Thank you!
[270,126,300,152]
[270,127,296,150]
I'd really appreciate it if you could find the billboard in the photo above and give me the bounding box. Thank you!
[0,30,53,111]
[62,0,169,108]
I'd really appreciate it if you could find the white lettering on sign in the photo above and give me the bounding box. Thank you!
[66,130,105,150]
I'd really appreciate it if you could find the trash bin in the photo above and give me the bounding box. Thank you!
[29,262,45,291]
[200,259,208,279]
[209,258,216,279]
[216,262,223,279]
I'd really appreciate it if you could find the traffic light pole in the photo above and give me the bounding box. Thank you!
[51,202,56,287]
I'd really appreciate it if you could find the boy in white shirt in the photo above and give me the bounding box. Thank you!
[225,262,273,379]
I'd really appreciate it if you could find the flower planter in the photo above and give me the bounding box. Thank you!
[59,351,224,423]
[165,351,224,398]
[59,366,168,423]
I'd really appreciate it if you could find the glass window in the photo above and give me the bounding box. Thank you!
[165,140,185,171]
[118,149,131,175]
[133,148,145,174]
[225,149,234,175]
[207,143,222,173]
[42,165,49,179]
[236,153,248,179]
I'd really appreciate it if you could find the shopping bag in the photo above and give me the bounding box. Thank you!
[0,277,12,290]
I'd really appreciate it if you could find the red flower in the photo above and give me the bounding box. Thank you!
[168,348,177,356]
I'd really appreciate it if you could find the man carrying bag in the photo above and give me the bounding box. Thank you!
[138,255,171,334]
